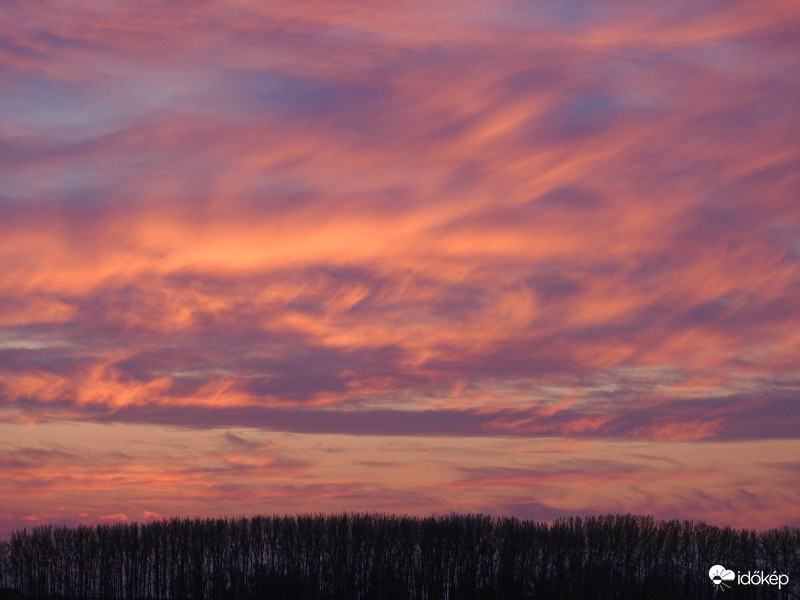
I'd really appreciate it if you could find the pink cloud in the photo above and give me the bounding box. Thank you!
[0,0,798,534]
[99,513,129,522]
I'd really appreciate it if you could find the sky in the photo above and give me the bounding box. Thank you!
[1,0,799,537]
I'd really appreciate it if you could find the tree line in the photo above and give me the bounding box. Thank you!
[0,512,797,599]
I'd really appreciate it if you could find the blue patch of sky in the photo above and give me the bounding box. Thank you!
[0,75,156,139]
[0,77,117,136]
[225,70,340,113]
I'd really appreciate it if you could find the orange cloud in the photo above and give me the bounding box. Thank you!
[1,0,799,535]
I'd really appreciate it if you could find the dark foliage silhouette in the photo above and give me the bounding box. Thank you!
[0,513,797,599]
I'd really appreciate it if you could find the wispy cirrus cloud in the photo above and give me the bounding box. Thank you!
[1,0,799,533]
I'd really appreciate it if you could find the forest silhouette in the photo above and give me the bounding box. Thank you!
[0,512,797,599]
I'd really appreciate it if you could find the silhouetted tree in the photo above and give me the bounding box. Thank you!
[0,512,797,599]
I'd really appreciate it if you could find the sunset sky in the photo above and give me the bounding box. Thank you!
[1,0,799,537]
